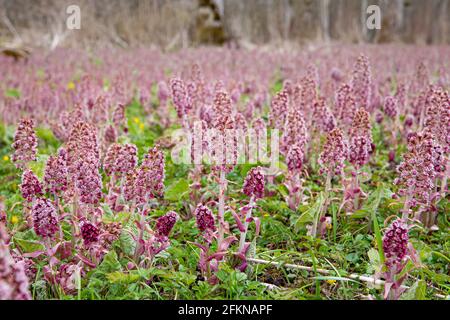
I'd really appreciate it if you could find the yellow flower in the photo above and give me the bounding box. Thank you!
[67,81,75,90]
[11,216,19,224]
[139,123,145,130]
[133,117,140,124]
[2,155,9,161]
[326,279,337,285]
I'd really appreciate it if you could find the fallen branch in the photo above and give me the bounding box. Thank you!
[247,257,448,299]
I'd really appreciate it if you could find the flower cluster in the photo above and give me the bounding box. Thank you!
[31,198,59,239]
[195,204,216,232]
[335,83,356,126]
[0,224,31,300]
[424,86,449,152]
[282,105,308,154]
[242,167,265,199]
[383,96,398,119]
[104,143,138,176]
[318,128,348,176]
[74,153,103,205]
[11,119,38,169]
[269,90,289,130]
[286,144,304,173]
[394,131,443,208]
[211,91,237,170]
[155,211,178,239]
[312,97,336,133]
[348,108,373,168]
[134,146,165,204]
[382,219,409,269]
[20,170,43,202]
[351,54,371,110]
[112,103,127,131]
[104,124,117,144]
[44,148,68,195]
[80,221,100,246]
[170,78,193,118]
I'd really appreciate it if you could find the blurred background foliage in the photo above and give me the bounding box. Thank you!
[0,0,449,53]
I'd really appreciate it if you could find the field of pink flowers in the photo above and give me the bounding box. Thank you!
[0,45,448,300]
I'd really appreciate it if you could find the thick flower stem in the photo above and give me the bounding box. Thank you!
[217,169,226,246]
[238,196,254,253]
[134,203,148,263]
[313,171,332,237]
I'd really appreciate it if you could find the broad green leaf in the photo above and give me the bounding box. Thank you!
[107,271,140,284]
[400,280,427,300]
[5,88,21,98]
[164,178,190,201]
[293,192,325,231]
[13,237,45,253]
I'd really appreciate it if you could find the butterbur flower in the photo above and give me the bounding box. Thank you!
[123,168,138,202]
[158,81,169,103]
[383,219,409,269]
[242,167,265,199]
[351,54,371,110]
[31,198,59,239]
[348,135,372,168]
[80,220,100,246]
[349,107,371,137]
[287,144,304,173]
[170,78,192,118]
[66,121,100,173]
[269,90,289,130]
[155,211,178,238]
[135,146,165,204]
[0,224,31,300]
[312,97,336,133]
[112,103,126,129]
[116,144,138,175]
[11,119,38,169]
[103,124,117,144]
[348,107,373,168]
[383,96,398,119]
[335,83,357,126]
[282,106,308,154]
[382,219,415,300]
[331,68,343,82]
[75,154,103,205]
[318,128,347,176]
[104,143,137,177]
[212,91,234,130]
[424,86,449,152]
[211,91,237,170]
[394,131,442,210]
[195,204,216,233]
[103,143,122,176]
[20,170,43,202]
[44,148,68,195]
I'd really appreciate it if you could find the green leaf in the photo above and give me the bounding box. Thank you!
[164,178,190,201]
[5,88,21,98]
[293,192,325,231]
[107,271,141,284]
[13,237,45,253]
[400,280,427,300]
